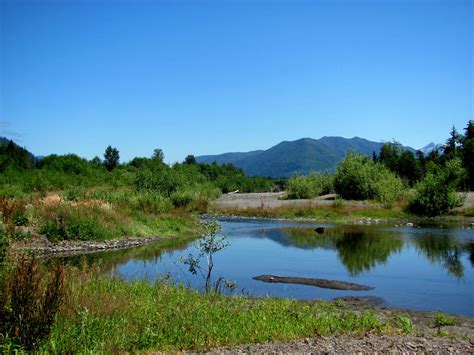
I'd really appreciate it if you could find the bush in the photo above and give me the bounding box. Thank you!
[62,185,85,201]
[408,159,465,216]
[287,173,334,199]
[171,190,194,208]
[135,168,180,196]
[40,208,110,241]
[334,151,403,206]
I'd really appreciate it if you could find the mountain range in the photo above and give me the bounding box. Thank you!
[197,137,440,178]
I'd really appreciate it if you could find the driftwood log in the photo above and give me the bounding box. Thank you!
[253,275,374,291]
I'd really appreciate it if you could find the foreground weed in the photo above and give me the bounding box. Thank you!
[394,315,413,334]
[0,254,65,350]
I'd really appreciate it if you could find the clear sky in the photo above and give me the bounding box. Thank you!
[1,0,472,163]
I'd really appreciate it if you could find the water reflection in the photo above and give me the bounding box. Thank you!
[57,239,192,272]
[412,233,467,278]
[282,226,403,275]
[281,225,474,277]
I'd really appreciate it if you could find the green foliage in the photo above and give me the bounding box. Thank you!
[152,148,164,163]
[334,151,403,206]
[104,146,120,172]
[408,159,465,216]
[0,140,35,172]
[170,190,194,208]
[394,315,413,334]
[184,154,197,165]
[12,212,28,226]
[433,311,456,328]
[38,154,90,175]
[287,173,333,199]
[39,271,412,352]
[135,165,181,196]
[39,206,116,242]
[462,120,474,189]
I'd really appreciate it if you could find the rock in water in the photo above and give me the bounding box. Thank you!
[253,274,374,291]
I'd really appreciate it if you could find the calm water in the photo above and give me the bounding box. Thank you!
[69,219,474,316]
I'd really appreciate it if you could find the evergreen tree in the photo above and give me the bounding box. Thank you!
[462,120,474,189]
[184,154,197,165]
[443,126,462,159]
[104,146,120,171]
[397,150,421,186]
[152,149,164,163]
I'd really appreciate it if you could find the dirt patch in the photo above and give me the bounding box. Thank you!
[214,191,474,211]
[213,192,371,209]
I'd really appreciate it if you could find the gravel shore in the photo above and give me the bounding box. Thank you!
[215,334,474,353]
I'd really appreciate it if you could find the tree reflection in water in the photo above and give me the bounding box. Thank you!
[283,225,473,278]
[282,226,403,275]
[412,233,467,278]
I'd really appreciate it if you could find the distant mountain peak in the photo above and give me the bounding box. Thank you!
[196,136,416,178]
[419,142,443,155]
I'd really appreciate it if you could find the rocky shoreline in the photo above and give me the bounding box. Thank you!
[215,334,474,353]
[13,235,162,258]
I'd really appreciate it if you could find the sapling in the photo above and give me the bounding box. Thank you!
[180,220,235,294]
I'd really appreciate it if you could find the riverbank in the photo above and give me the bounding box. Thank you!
[210,192,474,224]
[218,334,473,353]
[36,272,474,352]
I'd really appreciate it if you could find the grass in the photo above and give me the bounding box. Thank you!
[36,268,413,352]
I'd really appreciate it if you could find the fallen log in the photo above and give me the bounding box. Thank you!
[252,274,374,291]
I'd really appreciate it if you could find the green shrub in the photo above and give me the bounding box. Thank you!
[334,151,404,206]
[287,173,334,199]
[135,168,180,196]
[171,190,194,208]
[408,159,465,216]
[40,209,110,242]
[433,311,456,332]
[12,212,28,226]
[372,170,404,208]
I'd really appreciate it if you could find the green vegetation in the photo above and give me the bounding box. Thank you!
[0,254,416,352]
[334,151,403,207]
[271,121,473,216]
[433,311,456,334]
[394,315,414,334]
[0,142,277,247]
[408,159,465,217]
[286,173,333,199]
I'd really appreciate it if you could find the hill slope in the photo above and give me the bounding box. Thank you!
[197,137,414,178]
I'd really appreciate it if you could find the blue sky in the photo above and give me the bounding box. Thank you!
[1,0,472,163]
